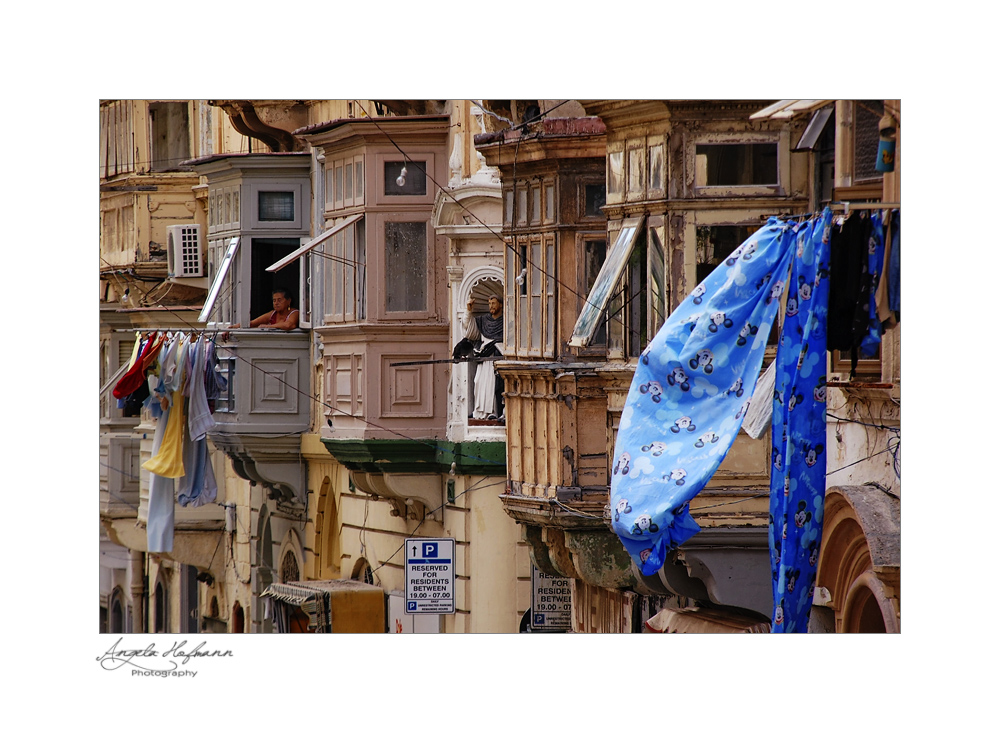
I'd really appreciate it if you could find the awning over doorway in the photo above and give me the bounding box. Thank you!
[644,606,771,633]
[262,579,385,633]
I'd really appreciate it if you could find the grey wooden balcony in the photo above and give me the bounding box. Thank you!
[207,329,311,509]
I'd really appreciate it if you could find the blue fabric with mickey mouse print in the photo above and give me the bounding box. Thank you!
[610,217,799,577]
[768,209,832,633]
[860,214,885,357]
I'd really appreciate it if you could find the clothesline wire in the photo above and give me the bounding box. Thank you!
[110,310,505,468]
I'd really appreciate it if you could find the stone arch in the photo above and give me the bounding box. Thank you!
[153,579,168,633]
[110,586,126,634]
[815,486,900,633]
[314,475,341,578]
[254,505,274,633]
[231,601,245,633]
[459,266,505,320]
[351,557,375,585]
[278,527,304,583]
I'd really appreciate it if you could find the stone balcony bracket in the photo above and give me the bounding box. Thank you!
[210,433,307,513]
[516,507,636,590]
[629,527,773,617]
[350,471,446,522]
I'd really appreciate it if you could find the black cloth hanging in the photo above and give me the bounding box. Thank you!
[827,213,872,376]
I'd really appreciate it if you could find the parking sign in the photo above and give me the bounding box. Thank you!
[404,538,456,614]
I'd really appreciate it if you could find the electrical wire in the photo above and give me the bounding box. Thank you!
[826,446,894,476]
[112,310,505,468]
[351,101,617,326]
[369,476,507,580]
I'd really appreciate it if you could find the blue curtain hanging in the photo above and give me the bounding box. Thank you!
[768,209,832,632]
[610,216,800,576]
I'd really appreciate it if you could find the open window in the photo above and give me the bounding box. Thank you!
[607,221,665,357]
[149,101,190,172]
[569,216,645,348]
[266,214,365,325]
[199,237,239,323]
[198,234,302,327]
[695,143,778,187]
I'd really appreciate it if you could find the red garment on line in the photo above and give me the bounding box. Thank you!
[112,332,158,400]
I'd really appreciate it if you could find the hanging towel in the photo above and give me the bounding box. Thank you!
[177,431,218,508]
[113,332,158,400]
[610,217,797,575]
[146,377,176,554]
[768,210,832,633]
[187,336,215,442]
[888,211,900,316]
[142,335,189,479]
[826,214,870,353]
[858,214,885,358]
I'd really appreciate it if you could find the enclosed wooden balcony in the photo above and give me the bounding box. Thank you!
[207,328,312,509]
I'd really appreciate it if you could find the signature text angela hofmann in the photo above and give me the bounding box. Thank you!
[97,637,234,676]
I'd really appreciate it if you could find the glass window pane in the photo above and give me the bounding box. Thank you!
[695,143,778,186]
[259,191,295,221]
[628,148,644,193]
[333,230,345,317]
[585,184,606,217]
[506,244,516,351]
[569,216,645,347]
[649,226,666,335]
[344,163,353,201]
[649,144,664,190]
[608,151,624,194]
[853,100,884,182]
[695,225,757,283]
[355,159,365,203]
[584,238,608,347]
[344,225,355,318]
[530,242,542,351]
[532,187,541,223]
[384,222,426,311]
[546,241,556,354]
[355,219,366,319]
[384,161,427,196]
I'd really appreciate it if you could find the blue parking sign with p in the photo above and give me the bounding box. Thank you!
[422,542,438,558]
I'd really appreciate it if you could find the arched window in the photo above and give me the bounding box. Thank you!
[232,602,245,634]
[281,550,300,583]
[352,557,374,585]
[110,588,125,634]
[154,581,168,633]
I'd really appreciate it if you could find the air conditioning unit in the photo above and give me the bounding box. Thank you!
[167,224,204,278]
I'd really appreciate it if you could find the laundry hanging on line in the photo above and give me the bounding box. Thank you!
[827,208,900,376]
[111,330,226,553]
[768,209,832,633]
[609,215,798,577]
